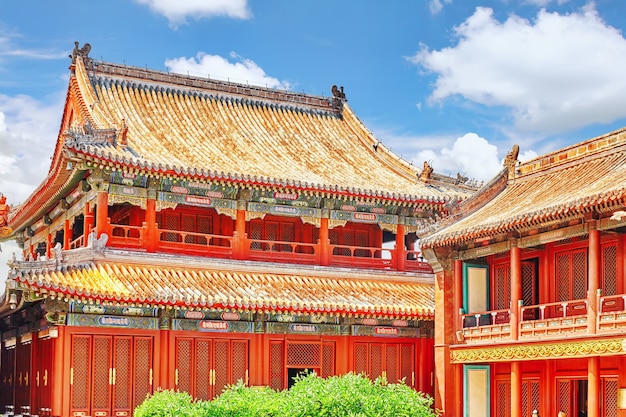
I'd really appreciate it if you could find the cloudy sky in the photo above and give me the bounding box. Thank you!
[2,0,626,284]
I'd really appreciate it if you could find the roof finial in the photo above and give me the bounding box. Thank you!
[331,85,346,110]
[419,161,433,183]
[504,144,519,180]
[69,41,91,64]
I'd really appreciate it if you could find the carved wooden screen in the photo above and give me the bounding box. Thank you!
[133,337,154,411]
[521,379,540,417]
[493,263,510,310]
[555,249,588,301]
[0,342,15,409]
[494,379,511,417]
[557,378,571,416]
[601,243,618,296]
[269,340,284,390]
[320,342,335,378]
[70,335,92,416]
[353,342,415,385]
[603,378,618,417]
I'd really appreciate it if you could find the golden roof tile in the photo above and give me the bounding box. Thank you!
[16,261,434,319]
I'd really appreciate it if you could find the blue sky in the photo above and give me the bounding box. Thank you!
[2,0,626,281]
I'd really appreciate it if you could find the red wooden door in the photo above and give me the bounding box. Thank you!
[70,334,154,417]
[175,337,249,400]
[32,336,54,414]
[15,340,31,411]
[353,342,415,386]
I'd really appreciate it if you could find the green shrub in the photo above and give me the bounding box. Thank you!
[134,373,438,417]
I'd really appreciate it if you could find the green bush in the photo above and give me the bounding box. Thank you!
[134,373,438,417]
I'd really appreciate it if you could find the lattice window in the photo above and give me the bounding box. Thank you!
[354,343,368,375]
[176,339,192,393]
[522,262,536,307]
[400,344,414,387]
[182,214,196,244]
[556,253,571,302]
[114,337,131,409]
[93,337,112,410]
[496,380,511,417]
[572,250,588,299]
[134,337,152,408]
[370,344,383,379]
[558,379,571,416]
[320,342,335,378]
[162,213,181,242]
[385,345,398,383]
[231,340,248,385]
[250,220,263,250]
[214,340,229,398]
[71,336,91,410]
[604,378,618,417]
[521,379,540,417]
[494,263,511,310]
[602,244,618,296]
[286,343,321,367]
[269,341,284,390]
[195,340,211,401]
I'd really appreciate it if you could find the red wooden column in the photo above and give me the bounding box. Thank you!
[588,356,600,417]
[83,203,94,247]
[319,209,330,266]
[63,219,71,250]
[395,220,406,271]
[454,259,462,332]
[234,200,247,259]
[95,190,109,238]
[619,356,626,417]
[46,232,52,258]
[145,197,157,252]
[510,241,521,340]
[587,224,600,333]
[511,361,522,417]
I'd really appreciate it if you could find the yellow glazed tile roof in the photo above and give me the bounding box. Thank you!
[422,128,626,247]
[66,57,473,203]
[15,262,434,319]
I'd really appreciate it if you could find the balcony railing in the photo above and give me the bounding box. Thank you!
[456,294,626,344]
[248,238,318,264]
[157,228,234,258]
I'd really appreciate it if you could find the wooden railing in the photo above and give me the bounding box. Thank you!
[69,234,84,250]
[109,224,144,248]
[459,308,512,343]
[157,228,233,258]
[248,238,318,264]
[519,299,588,337]
[598,294,626,331]
[329,244,393,269]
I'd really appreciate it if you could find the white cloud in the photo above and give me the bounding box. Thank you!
[165,52,292,90]
[524,0,570,6]
[409,6,626,134]
[134,0,251,26]
[430,0,452,15]
[0,93,63,286]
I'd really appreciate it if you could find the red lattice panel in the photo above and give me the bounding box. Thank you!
[269,341,284,390]
[195,340,211,400]
[370,344,383,379]
[320,342,335,378]
[134,337,153,408]
[604,378,618,417]
[385,345,398,383]
[164,213,180,242]
[556,253,571,302]
[400,344,414,387]
[602,244,618,296]
[495,264,510,310]
[176,339,192,393]
[354,343,368,375]
[250,221,263,250]
[558,379,571,416]
[113,337,131,409]
[572,250,588,299]
[496,380,511,417]
[521,380,539,417]
[232,340,248,385]
[71,336,91,410]
[92,337,112,410]
[214,340,229,398]
[286,343,320,368]
[522,262,535,306]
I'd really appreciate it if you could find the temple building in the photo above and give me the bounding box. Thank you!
[421,131,626,417]
[0,44,476,417]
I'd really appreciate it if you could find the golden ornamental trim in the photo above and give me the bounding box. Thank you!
[451,338,626,363]
[380,223,397,234]
[215,207,237,220]
[109,194,147,210]
[301,216,321,228]
[246,211,266,222]
[329,219,348,229]
[155,201,178,212]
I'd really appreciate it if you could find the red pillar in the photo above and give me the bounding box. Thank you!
[619,356,626,417]
[84,204,94,247]
[511,361,522,417]
[145,198,157,252]
[395,222,405,271]
[454,259,463,331]
[46,232,52,258]
[234,201,247,259]
[510,242,521,340]
[95,191,109,238]
[588,225,600,333]
[319,215,330,266]
[63,219,71,250]
[588,356,600,417]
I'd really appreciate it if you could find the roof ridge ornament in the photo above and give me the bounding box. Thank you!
[504,144,519,180]
[419,161,433,183]
[69,41,91,64]
[331,85,346,111]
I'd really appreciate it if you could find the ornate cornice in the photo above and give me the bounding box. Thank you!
[451,337,626,363]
